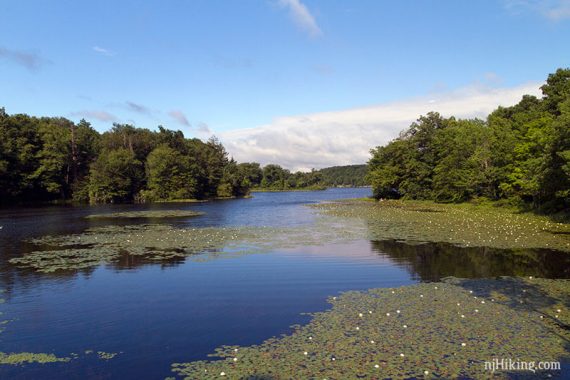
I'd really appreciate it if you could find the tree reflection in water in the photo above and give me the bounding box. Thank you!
[371,239,570,281]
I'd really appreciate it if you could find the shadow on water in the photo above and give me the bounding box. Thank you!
[372,239,570,282]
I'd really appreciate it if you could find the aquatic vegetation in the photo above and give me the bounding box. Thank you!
[171,278,569,379]
[0,352,70,365]
[10,217,367,273]
[0,294,71,366]
[313,200,570,251]
[96,351,119,360]
[0,295,120,368]
[85,210,205,219]
[10,198,570,274]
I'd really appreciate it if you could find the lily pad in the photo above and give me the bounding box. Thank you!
[171,277,569,379]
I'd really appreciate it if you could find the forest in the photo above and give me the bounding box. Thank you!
[368,68,570,213]
[247,164,368,191]
[0,114,248,204]
[0,111,367,204]
[319,165,368,187]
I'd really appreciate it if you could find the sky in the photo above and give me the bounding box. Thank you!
[1,0,569,171]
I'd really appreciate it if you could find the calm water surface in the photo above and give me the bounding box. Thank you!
[0,188,568,379]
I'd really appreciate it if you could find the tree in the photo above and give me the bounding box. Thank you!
[217,159,251,197]
[88,149,144,203]
[237,162,263,187]
[144,144,198,200]
[202,137,229,196]
[261,164,289,189]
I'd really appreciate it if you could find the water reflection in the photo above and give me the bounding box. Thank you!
[372,239,570,281]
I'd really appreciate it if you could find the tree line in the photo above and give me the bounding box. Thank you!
[368,68,570,213]
[0,110,369,204]
[0,113,254,204]
[319,165,369,187]
[238,164,369,191]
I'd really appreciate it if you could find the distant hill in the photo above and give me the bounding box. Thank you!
[317,165,369,187]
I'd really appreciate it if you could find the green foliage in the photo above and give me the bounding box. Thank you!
[254,163,359,191]
[145,144,198,201]
[0,109,252,204]
[0,112,101,202]
[88,148,144,203]
[317,164,369,187]
[368,68,570,213]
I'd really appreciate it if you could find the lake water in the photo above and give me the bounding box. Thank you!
[0,188,568,379]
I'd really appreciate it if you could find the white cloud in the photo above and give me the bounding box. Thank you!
[504,0,570,20]
[545,0,570,19]
[92,46,115,56]
[278,0,322,37]
[219,82,542,171]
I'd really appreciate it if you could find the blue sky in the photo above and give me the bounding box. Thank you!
[1,0,569,169]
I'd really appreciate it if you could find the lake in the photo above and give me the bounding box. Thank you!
[0,188,568,379]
